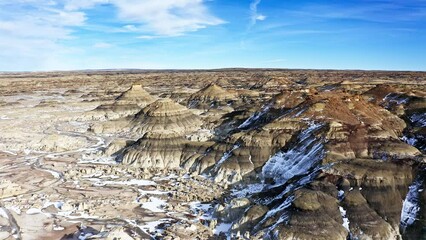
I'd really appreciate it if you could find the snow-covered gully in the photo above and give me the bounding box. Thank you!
[400,167,426,235]
[215,122,327,239]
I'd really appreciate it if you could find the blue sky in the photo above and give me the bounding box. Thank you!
[0,0,425,71]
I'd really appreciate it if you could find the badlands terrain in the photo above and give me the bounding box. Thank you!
[0,69,424,240]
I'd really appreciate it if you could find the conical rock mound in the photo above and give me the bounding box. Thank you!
[80,85,155,121]
[130,98,202,135]
[188,83,237,107]
[119,98,203,168]
[115,84,155,106]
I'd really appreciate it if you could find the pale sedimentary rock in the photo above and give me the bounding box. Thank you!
[120,98,203,169]
[81,84,155,121]
[130,98,202,136]
[188,83,237,108]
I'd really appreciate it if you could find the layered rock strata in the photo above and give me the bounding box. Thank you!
[130,98,202,135]
[195,86,424,239]
[188,83,237,108]
[83,85,155,120]
[119,98,203,169]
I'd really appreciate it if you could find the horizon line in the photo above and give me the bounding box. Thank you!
[1,67,426,74]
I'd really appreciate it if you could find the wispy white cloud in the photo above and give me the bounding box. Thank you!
[122,24,137,32]
[286,2,426,23]
[0,0,224,70]
[114,0,224,36]
[256,14,267,21]
[0,1,87,70]
[64,0,109,11]
[66,0,225,36]
[250,0,266,27]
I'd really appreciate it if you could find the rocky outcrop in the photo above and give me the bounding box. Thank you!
[81,85,155,121]
[34,133,90,152]
[237,90,307,130]
[328,159,413,229]
[273,189,348,240]
[291,92,422,163]
[192,90,421,187]
[120,133,188,168]
[119,98,203,169]
[189,117,307,185]
[114,84,155,106]
[363,84,398,104]
[200,88,424,239]
[188,83,237,108]
[361,84,425,152]
[130,98,202,135]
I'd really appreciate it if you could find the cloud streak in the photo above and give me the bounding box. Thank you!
[0,1,88,70]
[65,0,225,36]
[285,2,426,23]
[0,0,224,70]
[250,0,266,27]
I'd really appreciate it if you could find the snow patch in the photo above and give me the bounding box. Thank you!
[153,173,179,181]
[238,104,271,129]
[339,206,350,231]
[26,208,42,215]
[88,178,156,187]
[141,197,167,213]
[129,218,173,237]
[213,222,232,235]
[8,206,21,215]
[383,93,410,106]
[401,136,417,146]
[0,208,9,219]
[43,201,64,210]
[57,211,99,219]
[409,112,426,128]
[53,225,65,231]
[401,169,425,232]
[262,123,324,186]
[212,144,240,173]
[231,183,265,198]
[79,156,117,165]
[337,190,345,201]
[189,202,213,220]
[43,169,62,179]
